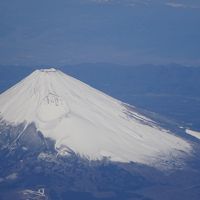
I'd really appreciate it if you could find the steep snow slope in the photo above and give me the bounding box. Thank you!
[0,68,191,166]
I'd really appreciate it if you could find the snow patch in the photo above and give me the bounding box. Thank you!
[40,68,57,72]
[186,129,200,140]
[22,188,46,198]
[6,173,18,180]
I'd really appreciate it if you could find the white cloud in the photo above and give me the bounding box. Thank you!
[90,0,200,9]
[90,0,113,3]
[165,2,187,8]
[165,2,200,9]
[90,0,150,6]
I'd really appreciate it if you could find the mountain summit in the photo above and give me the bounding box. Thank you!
[0,68,191,166]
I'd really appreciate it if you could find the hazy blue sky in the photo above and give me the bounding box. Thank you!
[0,0,200,66]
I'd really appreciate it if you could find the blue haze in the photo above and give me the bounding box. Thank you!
[0,0,200,66]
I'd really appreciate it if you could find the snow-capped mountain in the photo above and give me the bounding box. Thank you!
[0,68,191,167]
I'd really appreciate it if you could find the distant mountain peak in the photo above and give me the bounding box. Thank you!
[0,69,192,168]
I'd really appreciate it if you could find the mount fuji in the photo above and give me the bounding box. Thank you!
[0,68,191,166]
[0,68,199,200]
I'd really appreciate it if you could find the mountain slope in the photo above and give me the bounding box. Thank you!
[0,68,191,167]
